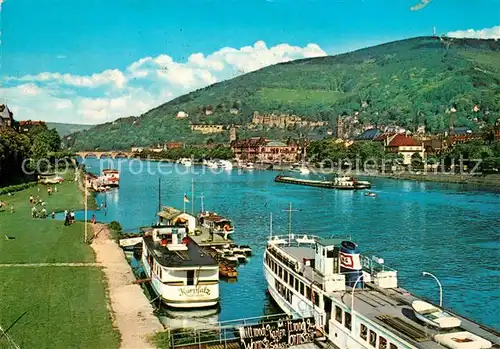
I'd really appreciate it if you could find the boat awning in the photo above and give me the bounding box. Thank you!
[157,207,182,220]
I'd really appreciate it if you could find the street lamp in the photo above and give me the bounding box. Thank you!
[351,274,364,310]
[422,271,442,307]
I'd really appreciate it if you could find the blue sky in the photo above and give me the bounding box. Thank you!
[1,0,499,124]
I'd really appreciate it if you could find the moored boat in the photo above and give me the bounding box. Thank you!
[219,263,237,278]
[141,224,219,309]
[198,211,234,240]
[263,208,498,349]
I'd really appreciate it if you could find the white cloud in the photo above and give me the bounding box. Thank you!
[447,26,500,39]
[410,0,431,11]
[6,69,127,89]
[3,40,327,124]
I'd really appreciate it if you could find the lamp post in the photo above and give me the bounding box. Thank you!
[350,274,364,330]
[422,271,442,307]
[84,174,87,243]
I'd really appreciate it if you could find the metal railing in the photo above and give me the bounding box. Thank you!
[169,313,292,349]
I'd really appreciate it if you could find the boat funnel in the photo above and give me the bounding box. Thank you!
[340,241,363,288]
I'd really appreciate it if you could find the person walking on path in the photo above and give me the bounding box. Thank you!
[91,214,96,224]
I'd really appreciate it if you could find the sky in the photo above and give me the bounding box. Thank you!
[0,0,499,124]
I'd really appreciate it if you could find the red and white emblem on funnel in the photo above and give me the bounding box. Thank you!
[340,253,353,268]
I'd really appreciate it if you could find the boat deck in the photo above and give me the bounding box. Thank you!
[277,246,500,349]
[330,285,499,349]
[190,227,232,247]
[143,235,218,268]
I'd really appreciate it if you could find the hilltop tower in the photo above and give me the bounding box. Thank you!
[336,116,344,139]
[229,126,237,143]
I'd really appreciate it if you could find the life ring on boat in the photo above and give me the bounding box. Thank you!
[224,224,231,232]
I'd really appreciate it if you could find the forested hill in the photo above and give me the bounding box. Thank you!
[67,36,500,151]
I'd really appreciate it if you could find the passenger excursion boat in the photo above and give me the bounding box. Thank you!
[198,211,234,240]
[100,169,120,187]
[263,212,498,349]
[141,224,219,308]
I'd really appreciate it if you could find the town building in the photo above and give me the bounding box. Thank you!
[229,108,239,115]
[18,120,47,134]
[176,111,188,119]
[0,105,14,129]
[384,134,425,165]
[191,124,225,134]
[167,142,183,149]
[231,137,299,163]
[355,128,383,141]
[251,112,327,129]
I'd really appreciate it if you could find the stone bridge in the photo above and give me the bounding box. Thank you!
[75,151,134,159]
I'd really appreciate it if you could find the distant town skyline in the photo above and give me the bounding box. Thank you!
[1,0,499,124]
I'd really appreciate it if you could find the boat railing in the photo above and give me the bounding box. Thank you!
[169,313,294,348]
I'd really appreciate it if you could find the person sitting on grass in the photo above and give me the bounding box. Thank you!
[10,204,14,213]
[32,206,36,217]
[29,195,34,204]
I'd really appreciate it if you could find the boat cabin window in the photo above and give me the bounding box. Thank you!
[335,306,343,324]
[278,266,283,279]
[187,270,195,286]
[360,324,368,340]
[306,286,311,300]
[313,292,319,307]
[295,279,299,292]
[327,249,335,258]
[283,270,289,283]
[389,344,398,349]
[369,330,377,347]
[379,336,387,349]
[289,274,295,287]
[300,282,304,296]
[345,312,352,330]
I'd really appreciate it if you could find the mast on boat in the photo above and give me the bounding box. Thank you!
[191,178,195,215]
[283,202,298,242]
[199,192,205,213]
[269,212,273,240]
[158,177,161,213]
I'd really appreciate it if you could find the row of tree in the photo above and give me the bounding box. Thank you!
[0,124,66,185]
[137,144,234,161]
[307,139,500,172]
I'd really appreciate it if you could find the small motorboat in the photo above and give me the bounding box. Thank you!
[223,253,239,264]
[229,244,243,254]
[365,191,377,197]
[239,245,252,256]
[234,253,247,263]
[219,263,238,278]
[412,300,462,329]
[434,331,492,349]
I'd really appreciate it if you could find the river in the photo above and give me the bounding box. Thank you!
[76,158,500,329]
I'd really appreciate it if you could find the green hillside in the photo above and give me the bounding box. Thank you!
[66,36,500,151]
[47,122,91,137]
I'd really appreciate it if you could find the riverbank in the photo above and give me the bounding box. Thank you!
[90,223,164,349]
[0,170,120,349]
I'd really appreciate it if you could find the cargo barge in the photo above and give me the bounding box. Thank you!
[275,175,371,190]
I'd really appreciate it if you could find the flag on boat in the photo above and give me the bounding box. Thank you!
[184,195,189,203]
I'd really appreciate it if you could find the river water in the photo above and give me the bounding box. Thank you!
[77,158,500,329]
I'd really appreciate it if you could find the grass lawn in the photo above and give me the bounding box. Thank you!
[0,169,119,349]
[0,267,120,349]
[0,169,95,264]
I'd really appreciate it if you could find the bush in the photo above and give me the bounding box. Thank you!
[0,182,37,195]
[107,221,123,241]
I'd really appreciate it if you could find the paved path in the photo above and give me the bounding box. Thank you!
[90,223,164,349]
[0,262,100,267]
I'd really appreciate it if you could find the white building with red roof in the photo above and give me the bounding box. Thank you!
[384,134,425,165]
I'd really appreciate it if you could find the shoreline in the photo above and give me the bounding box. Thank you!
[90,223,164,349]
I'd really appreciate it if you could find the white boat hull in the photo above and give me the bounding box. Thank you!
[142,254,219,309]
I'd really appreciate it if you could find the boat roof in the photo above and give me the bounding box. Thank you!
[143,235,217,268]
[330,285,499,349]
[273,244,500,349]
[157,206,183,220]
